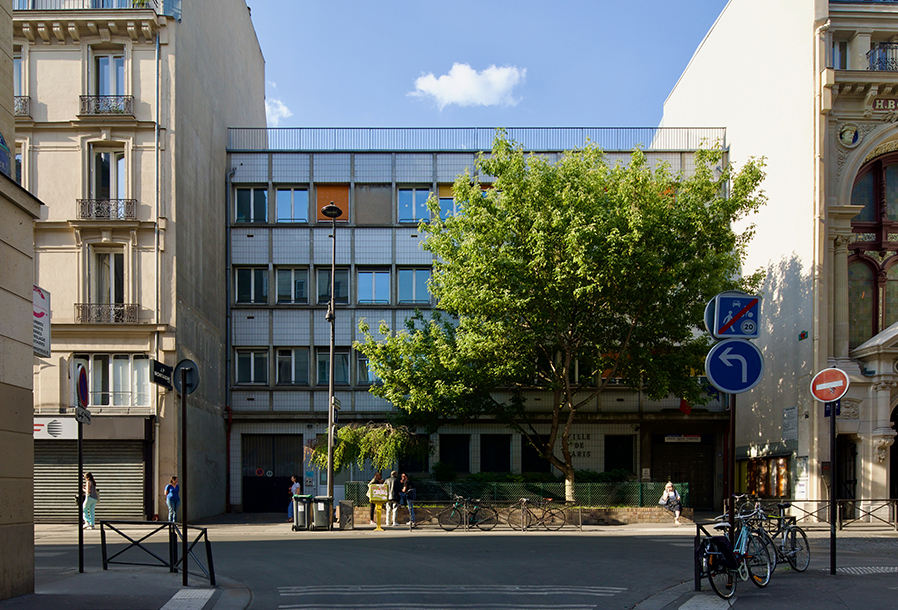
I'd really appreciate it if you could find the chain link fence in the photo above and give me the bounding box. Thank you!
[345,481,689,508]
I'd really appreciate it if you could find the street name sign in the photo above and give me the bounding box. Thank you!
[704,338,765,394]
[810,368,849,403]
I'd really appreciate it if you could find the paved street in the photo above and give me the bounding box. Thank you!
[17,517,898,610]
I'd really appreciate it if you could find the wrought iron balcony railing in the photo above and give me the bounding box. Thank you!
[14,96,30,117]
[14,0,158,10]
[77,199,137,220]
[868,43,898,71]
[79,95,133,116]
[75,303,139,324]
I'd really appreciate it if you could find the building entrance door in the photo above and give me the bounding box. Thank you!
[241,435,305,513]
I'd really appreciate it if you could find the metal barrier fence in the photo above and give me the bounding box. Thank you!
[227,127,727,153]
[99,520,215,585]
[345,481,689,508]
[767,499,898,531]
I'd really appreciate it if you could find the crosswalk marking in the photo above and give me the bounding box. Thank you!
[279,585,625,595]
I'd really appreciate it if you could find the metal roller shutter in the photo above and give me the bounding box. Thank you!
[35,440,146,523]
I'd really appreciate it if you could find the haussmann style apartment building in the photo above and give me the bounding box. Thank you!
[225,127,734,513]
[14,0,266,523]
[662,0,898,519]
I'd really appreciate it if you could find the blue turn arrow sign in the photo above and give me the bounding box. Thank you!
[705,339,765,394]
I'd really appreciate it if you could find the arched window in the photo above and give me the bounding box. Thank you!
[847,152,898,347]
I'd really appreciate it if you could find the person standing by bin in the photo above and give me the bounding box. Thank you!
[287,475,301,522]
[164,476,180,522]
[385,470,400,526]
[82,472,98,529]
[400,473,416,527]
[367,471,383,525]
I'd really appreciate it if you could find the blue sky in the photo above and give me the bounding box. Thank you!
[247,1,729,128]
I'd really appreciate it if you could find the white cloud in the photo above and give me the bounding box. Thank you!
[267,80,278,89]
[409,63,526,110]
[266,98,293,127]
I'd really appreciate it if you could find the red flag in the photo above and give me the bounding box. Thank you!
[679,398,692,415]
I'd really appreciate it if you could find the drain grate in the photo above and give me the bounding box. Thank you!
[835,566,898,575]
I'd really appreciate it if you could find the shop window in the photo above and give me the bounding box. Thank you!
[740,456,790,498]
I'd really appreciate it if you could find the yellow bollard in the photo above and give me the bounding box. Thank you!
[374,502,385,531]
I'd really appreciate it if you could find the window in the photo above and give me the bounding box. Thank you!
[317,268,349,304]
[94,52,125,97]
[480,434,511,472]
[357,270,389,304]
[236,187,268,223]
[357,353,380,385]
[73,353,150,407]
[91,147,126,200]
[438,185,458,219]
[738,456,790,498]
[236,350,268,384]
[91,247,125,304]
[276,268,308,304]
[15,150,22,186]
[833,40,848,70]
[236,268,268,304]
[398,268,430,304]
[439,434,470,474]
[398,187,431,223]
[317,348,350,386]
[276,187,308,222]
[277,348,309,385]
[13,51,22,97]
[521,435,552,473]
[604,435,635,474]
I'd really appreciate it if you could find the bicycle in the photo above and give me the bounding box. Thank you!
[757,501,811,572]
[507,498,566,531]
[696,510,773,599]
[437,495,498,531]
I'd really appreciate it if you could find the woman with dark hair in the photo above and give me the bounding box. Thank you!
[83,472,99,529]
[164,476,180,522]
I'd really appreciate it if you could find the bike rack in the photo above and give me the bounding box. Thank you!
[99,520,216,585]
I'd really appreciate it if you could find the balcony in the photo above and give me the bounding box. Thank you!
[79,95,133,116]
[77,199,137,220]
[14,0,158,10]
[75,303,139,324]
[869,43,898,71]
[14,96,30,117]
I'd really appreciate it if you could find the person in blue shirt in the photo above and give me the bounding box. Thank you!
[165,476,180,522]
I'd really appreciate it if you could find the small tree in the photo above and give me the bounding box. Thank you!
[309,422,429,473]
[358,133,766,501]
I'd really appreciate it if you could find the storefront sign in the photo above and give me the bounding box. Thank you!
[664,435,701,443]
[873,98,898,111]
[33,285,51,358]
[33,417,77,440]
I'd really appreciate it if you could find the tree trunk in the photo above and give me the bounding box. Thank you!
[565,474,576,504]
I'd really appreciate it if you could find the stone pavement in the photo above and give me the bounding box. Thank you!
[2,514,895,610]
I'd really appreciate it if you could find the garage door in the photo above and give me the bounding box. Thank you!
[34,441,146,523]
[651,438,715,510]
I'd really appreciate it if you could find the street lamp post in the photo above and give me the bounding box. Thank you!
[321,202,343,502]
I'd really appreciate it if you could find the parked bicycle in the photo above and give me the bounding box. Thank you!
[696,509,772,599]
[508,497,566,531]
[757,500,811,572]
[438,495,498,531]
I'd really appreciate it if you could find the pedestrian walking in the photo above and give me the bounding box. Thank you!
[164,476,180,522]
[385,470,400,526]
[82,472,99,529]
[287,475,301,522]
[659,481,682,525]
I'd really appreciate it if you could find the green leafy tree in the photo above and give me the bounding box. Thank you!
[357,133,766,501]
[309,422,428,473]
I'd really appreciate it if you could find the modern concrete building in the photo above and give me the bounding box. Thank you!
[15,0,265,522]
[662,0,898,513]
[225,127,733,512]
[1,0,44,599]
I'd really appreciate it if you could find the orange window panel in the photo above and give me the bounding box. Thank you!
[316,184,350,222]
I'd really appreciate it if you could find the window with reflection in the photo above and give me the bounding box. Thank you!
[848,153,898,347]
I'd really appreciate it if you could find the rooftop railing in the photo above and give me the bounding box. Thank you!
[14,0,158,9]
[228,127,727,153]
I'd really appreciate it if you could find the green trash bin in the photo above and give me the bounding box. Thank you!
[291,495,313,531]
[311,496,333,530]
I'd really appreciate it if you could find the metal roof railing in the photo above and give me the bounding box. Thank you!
[13,0,158,10]
[227,127,726,153]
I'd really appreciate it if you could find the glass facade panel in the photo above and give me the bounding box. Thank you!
[317,269,349,304]
[851,172,875,222]
[398,268,430,304]
[848,261,875,349]
[885,266,898,329]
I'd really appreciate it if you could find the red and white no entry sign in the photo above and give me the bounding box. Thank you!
[809,368,849,402]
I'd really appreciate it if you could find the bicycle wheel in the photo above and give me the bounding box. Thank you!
[784,526,810,572]
[507,506,532,531]
[474,506,498,531]
[746,533,772,587]
[705,543,736,600]
[438,508,462,531]
[755,527,778,574]
[541,508,566,531]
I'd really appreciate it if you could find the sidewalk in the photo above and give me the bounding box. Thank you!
[6,514,897,610]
